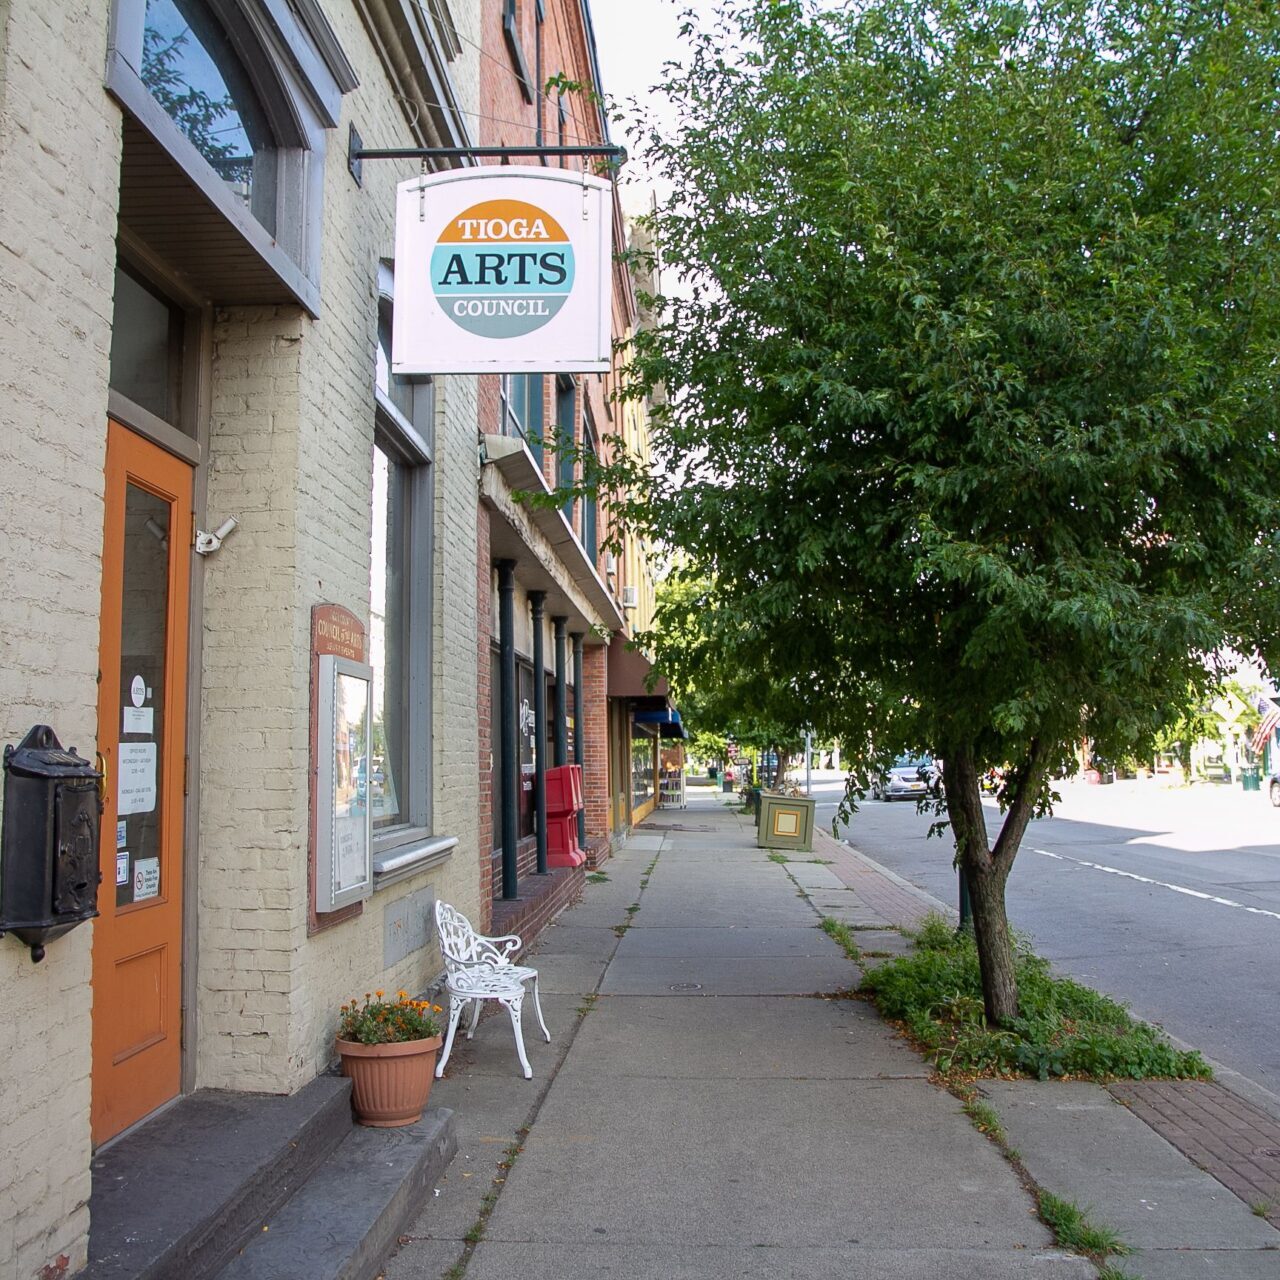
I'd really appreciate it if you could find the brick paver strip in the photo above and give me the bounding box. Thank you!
[812,829,946,930]
[810,823,1280,1225]
[1110,1079,1280,1223]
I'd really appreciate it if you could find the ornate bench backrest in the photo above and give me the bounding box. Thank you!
[435,900,519,973]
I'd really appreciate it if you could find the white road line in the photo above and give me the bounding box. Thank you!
[1032,849,1280,922]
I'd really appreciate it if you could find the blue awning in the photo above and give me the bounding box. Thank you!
[633,707,687,739]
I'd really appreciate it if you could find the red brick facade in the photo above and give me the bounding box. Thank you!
[582,643,611,866]
[475,0,639,933]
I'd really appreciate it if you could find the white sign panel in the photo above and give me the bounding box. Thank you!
[133,857,160,901]
[123,706,154,735]
[393,166,614,375]
[315,654,374,913]
[118,742,157,816]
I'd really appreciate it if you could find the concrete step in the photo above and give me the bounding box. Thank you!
[211,1108,457,1280]
[85,1077,355,1280]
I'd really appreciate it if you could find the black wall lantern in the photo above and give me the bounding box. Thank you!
[1,725,102,962]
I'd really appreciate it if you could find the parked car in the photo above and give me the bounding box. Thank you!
[871,755,936,801]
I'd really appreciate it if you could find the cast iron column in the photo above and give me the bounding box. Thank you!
[573,631,586,847]
[530,591,548,875]
[553,615,568,766]
[498,560,519,900]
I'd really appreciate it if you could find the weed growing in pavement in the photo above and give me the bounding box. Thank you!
[1096,1268,1141,1280]
[625,903,640,916]
[586,872,609,884]
[821,916,860,960]
[458,1130,528,1253]
[576,993,599,1016]
[860,913,1212,1082]
[612,923,629,938]
[1036,1191,1129,1259]
[960,1097,1006,1144]
[767,852,790,864]
[1250,1199,1273,1217]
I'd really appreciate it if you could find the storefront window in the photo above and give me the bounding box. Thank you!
[519,663,536,837]
[491,648,502,849]
[370,443,408,830]
[370,276,434,845]
[141,0,278,232]
[631,728,656,809]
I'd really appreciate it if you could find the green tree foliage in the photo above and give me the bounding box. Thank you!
[653,574,807,777]
[607,0,1280,1024]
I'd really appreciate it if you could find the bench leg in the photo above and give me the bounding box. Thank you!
[528,974,551,1042]
[436,993,466,1078]
[500,993,533,1079]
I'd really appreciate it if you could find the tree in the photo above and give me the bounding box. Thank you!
[651,574,807,782]
[606,0,1280,1024]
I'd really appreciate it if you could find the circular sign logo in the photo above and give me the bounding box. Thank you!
[430,199,575,339]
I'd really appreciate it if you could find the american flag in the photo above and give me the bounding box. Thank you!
[1251,698,1280,755]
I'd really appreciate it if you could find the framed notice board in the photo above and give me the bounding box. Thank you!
[315,653,374,912]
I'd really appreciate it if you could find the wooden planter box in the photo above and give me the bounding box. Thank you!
[756,793,816,853]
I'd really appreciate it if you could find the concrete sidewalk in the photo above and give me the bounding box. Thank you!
[384,791,1280,1279]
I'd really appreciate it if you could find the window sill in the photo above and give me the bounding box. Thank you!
[373,834,458,891]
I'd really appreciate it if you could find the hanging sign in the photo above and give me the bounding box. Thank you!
[393,166,613,375]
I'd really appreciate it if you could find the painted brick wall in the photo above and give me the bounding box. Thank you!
[0,1,121,1273]
[196,4,483,1091]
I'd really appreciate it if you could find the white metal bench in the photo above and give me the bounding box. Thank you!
[434,901,550,1080]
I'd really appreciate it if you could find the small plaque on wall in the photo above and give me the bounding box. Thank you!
[315,653,374,912]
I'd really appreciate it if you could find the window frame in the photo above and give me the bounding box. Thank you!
[555,374,576,525]
[500,373,545,468]
[581,412,598,567]
[370,265,436,871]
[106,0,357,315]
[502,0,534,102]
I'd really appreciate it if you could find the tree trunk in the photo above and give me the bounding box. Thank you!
[945,742,1049,1027]
[966,856,1018,1025]
[945,748,1019,1026]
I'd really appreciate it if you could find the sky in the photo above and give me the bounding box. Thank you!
[589,0,714,214]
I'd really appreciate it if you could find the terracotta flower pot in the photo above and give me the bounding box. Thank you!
[336,1035,443,1127]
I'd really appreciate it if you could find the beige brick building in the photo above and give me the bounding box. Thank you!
[0,1,484,1273]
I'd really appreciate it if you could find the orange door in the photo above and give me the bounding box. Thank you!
[92,420,192,1144]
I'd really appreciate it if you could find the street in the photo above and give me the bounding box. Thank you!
[808,773,1280,1101]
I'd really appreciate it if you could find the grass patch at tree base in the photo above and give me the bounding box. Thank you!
[859,913,1211,1082]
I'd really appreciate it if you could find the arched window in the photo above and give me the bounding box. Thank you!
[141,0,278,233]
[107,0,358,313]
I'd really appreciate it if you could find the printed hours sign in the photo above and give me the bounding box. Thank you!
[393,167,613,374]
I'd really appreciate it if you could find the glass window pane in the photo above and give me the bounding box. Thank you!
[117,485,171,907]
[556,377,575,522]
[631,730,656,809]
[491,649,502,849]
[110,265,184,426]
[370,443,409,830]
[518,664,535,837]
[142,0,277,233]
[376,302,416,423]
